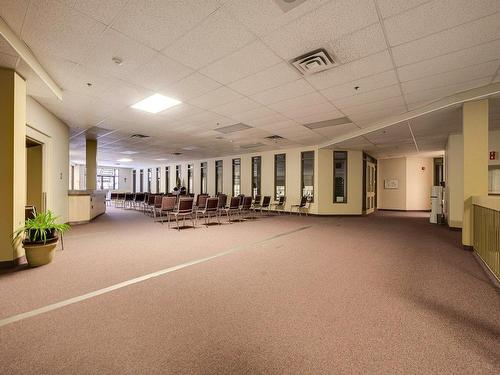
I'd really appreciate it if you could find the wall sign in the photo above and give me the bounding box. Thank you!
[490,151,497,160]
[384,179,399,189]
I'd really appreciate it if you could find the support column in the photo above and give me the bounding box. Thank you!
[86,139,97,190]
[462,99,489,247]
[0,69,26,265]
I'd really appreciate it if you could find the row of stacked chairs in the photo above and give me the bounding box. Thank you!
[110,193,298,230]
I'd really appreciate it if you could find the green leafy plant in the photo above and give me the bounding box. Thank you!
[13,210,70,244]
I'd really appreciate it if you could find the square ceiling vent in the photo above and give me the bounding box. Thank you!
[274,0,307,12]
[290,49,336,75]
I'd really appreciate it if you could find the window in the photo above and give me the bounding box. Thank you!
[147,168,152,193]
[232,158,241,196]
[251,156,261,198]
[175,165,181,188]
[274,154,286,200]
[165,166,170,193]
[200,162,207,194]
[187,164,193,194]
[139,169,144,192]
[96,167,119,190]
[333,151,347,203]
[215,160,223,194]
[301,151,314,201]
[132,170,136,193]
[156,167,161,193]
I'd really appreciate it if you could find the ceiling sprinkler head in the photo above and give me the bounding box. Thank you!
[112,57,123,66]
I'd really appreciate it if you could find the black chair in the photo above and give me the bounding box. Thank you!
[291,196,310,216]
[271,196,286,215]
[255,196,271,215]
[222,196,241,222]
[239,196,253,219]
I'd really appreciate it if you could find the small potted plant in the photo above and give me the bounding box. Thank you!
[13,211,70,267]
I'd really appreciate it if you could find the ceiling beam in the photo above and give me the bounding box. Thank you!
[0,16,63,100]
[319,82,500,149]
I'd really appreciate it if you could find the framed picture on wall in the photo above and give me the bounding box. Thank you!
[384,179,399,189]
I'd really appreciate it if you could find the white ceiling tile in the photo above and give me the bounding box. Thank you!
[306,50,394,90]
[255,119,297,131]
[230,106,277,123]
[330,23,387,64]
[247,114,291,128]
[22,0,106,63]
[404,77,492,105]
[391,12,500,66]
[349,105,408,127]
[293,110,348,125]
[160,73,221,101]
[268,92,328,113]
[376,0,430,19]
[320,70,399,103]
[344,96,406,116]
[0,0,29,34]
[251,79,315,105]
[332,85,402,109]
[125,53,193,91]
[224,0,330,37]
[189,86,243,109]
[211,97,261,118]
[111,0,222,50]
[397,39,500,82]
[384,0,500,46]
[310,122,359,139]
[74,0,128,25]
[84,28,157,79]
[262,0,378,60]
[163,8,255,70]
[199,41,281,84]
[282,102,343,121]
[401,60,499,94]
[228,62,300,96]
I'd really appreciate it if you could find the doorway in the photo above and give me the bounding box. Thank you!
[26,137,44,213]
[363,153,377,215]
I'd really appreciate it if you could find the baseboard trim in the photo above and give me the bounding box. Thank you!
[377,209,431,212]
[0,255,27,269]
[473,251,500,289]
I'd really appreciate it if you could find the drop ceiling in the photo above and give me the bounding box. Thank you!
[0,0,499,167]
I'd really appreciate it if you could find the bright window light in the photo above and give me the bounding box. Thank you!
[117,158,133,162]
[131,94,181,113]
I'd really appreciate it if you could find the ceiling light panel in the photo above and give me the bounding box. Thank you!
[303,117,352,129]
[214,123,253,134]
[131,94,181,113]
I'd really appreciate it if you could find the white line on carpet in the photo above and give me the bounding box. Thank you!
[0,225,311,328]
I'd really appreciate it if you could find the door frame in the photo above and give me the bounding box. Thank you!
[362,153,377,215]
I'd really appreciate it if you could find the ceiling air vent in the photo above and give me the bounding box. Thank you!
[303,117,352,130]
[290,49,336,75]
[274,0,307,12]
[240,142,265,149]
[130,133,149,139]
[214,123,252,134]
[265,135,285,142]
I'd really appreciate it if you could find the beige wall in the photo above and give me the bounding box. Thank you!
[136,146,364,215]
[377,157,407,210]
[26,96,69,224]
[377,156,433,211]
[406,157,433,210]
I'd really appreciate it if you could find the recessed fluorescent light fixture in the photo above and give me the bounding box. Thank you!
[117,158,133,162]
[131,94,181,114]
[155,158,167,161]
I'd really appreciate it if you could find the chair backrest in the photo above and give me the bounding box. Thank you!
[299,196,307,207]
[161,196,177,211]
[241,196,252,209]
[261,196,271,207]
[147,194,156,205]
[277,195,285,206]
[254,195,261,205]
[198,195,208,209]
[206,197,219,211]
[229,196,240,209]
[117,193,125,200]
[237,194,245,205]
[143,193,149,202]
[218,194,227,208]
[110,193,118,200]
[134,193,144,202]
[125,193,134,201]
[177,198,194,213]
[25,205,37,220]
[154,195,163,208]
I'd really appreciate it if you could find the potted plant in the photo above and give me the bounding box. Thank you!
[13,211,70,267]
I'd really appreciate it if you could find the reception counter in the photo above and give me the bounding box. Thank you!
[68,190,107,224]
